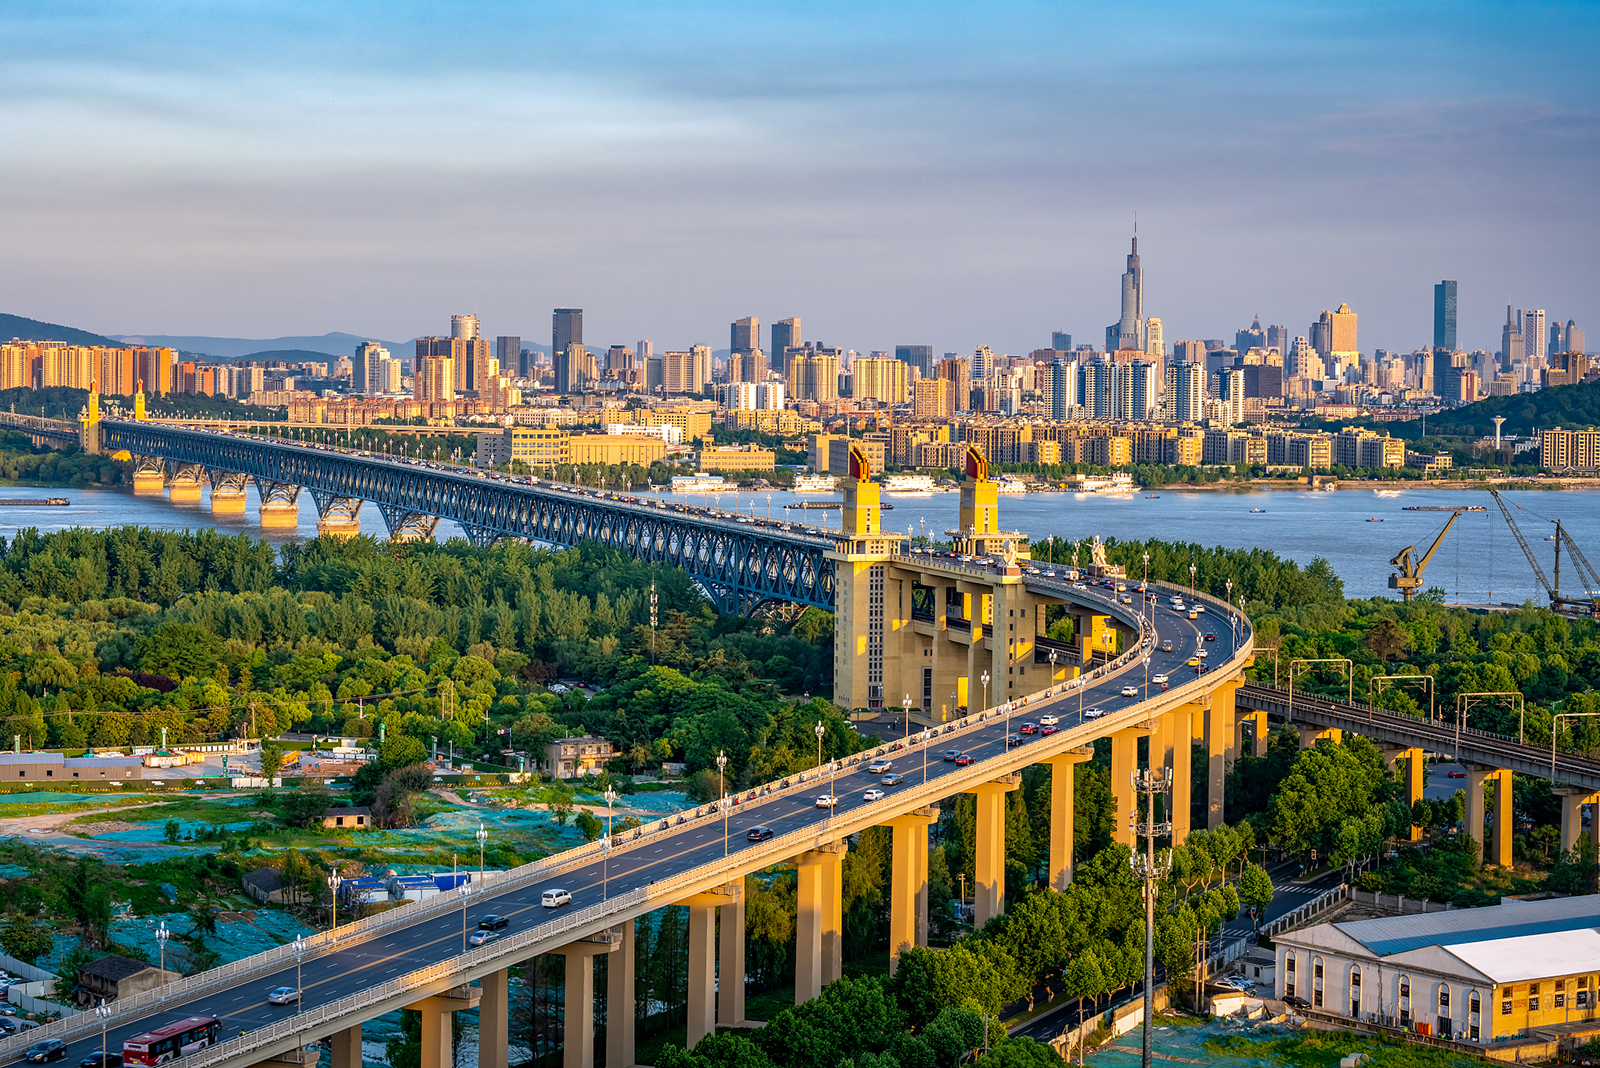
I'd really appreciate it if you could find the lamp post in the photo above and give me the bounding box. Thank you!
[293,935,305,1011]
[328,869,343,932]
[981,670,990,714]
[1142,552,1151,628]
[904,693,912,747]
[1049,648,1058,690]
[476,821,488,878]
[716,751,729,856]
[156,922,169,999]
[1189,563,1197,602]
[97,999,110,1066]
[458,881,470,953]
[1143,654,1151,698]
[603,786,617,899]
[814,721,833,808]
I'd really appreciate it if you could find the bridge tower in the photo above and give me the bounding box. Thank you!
[79,382,101,455]
[950,444,1023,557]
[828,443,905,711]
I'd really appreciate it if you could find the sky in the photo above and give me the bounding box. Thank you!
[2,0,1596,357]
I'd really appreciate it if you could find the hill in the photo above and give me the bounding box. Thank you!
[236,349,354,364]
[0,313,123,348]
[109,331,410,359]
[1427,380,1600,437]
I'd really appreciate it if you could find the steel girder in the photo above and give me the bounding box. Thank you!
[99,421,838,609]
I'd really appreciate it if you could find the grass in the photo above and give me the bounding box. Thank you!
[0,795,162,821]
[1202,1030,1489,1067]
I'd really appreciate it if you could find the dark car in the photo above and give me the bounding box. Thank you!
[27,1041,66,1064]
[943,750,962,761]
[1283,995,1312,1011]
[1203,632,1216,641]
[1005,734,1025,747]
[478,914,510,931]
[746,826,774,841]
[80,1054,122,1068]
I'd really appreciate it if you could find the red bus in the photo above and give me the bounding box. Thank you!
[123,1016,220,1066]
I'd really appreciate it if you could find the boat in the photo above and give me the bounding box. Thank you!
[1249,508,1265,513]
[791,474,837,493]
[1402,505,1487,512]
[0,498,69,507]
[669,474,729,492]
[994,476,1027,494]
[881,474,937,493]
[1367,517,1385,523]
[1145,494,1160,499]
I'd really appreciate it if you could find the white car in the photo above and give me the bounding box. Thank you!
[1120,685,1138,697]
[542,888,572,908]
[1038,714,1060,726]
[867,759,893,774]
[862,788,886,802]
[1194,605,1206,613]
[1199,649,1209,659]
[815,794,840,808]
[468,929,499,947]
[1084,707,1107,718]
[1152,673,1169,685]
[267,987,300,1005]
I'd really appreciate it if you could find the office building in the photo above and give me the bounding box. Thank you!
[1108,230,1145,353]
[728,349,767,384]
[1145,317,1164,356]
[1236,317,1266,357]
[1049,358,1075,421]
[895,344,934,378]
[1434,281,1458,351]
[1523,309,1547,363]
[1172,340,1205,364]
[557,343,594,393]
[353,341,388,396]
[1329,303,1358,361]
[935,357,971,412]
[1569,321,1586,356]
[414,355,454,403]
[1051,332,1072,352]
[1502,306,1525,366]
[971,345,995,380]
[663,346,712,395]
[724,382,759,410]
[496,336,522,379]
[771,319,800,373]
[451,314,480,340]
[553,309,582,364]
[1266,324,1289,357]
[1166,361,1205,422]
[731,316,759,354]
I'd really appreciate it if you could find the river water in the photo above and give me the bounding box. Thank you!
[0,481,1592,605]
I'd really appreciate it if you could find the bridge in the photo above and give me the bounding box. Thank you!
[0,411,79,448]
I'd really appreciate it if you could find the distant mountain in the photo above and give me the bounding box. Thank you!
[0,313,123,348]
[237,349,358,364]
[110,331,411,359]
[1427,380,1600,437]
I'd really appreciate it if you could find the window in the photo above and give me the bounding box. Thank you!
[1502,999,1513,1016]
[1399,975,1412,1028]
[1439,986,1450,1012]
[1470,991,1482,1042]
[1580,991,1591,1009]
[1351,966,1362,1019]
[1284,952,1295,998]
[1531,983,1540,996]
[1530,996,1539,1012]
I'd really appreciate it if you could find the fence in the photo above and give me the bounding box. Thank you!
[1348,889,1457,915]
[9,979,79,1019]
[1262,884,1351,937]
[0,953,56,984]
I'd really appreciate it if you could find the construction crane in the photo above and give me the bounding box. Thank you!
[1389,509,1465,601]
[1488,489,1600,615]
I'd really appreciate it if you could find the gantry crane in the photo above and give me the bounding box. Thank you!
[1488,489,1600,615]
[1389,509,1465,601]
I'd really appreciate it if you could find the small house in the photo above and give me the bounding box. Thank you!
[241,866,304,905]
[76,955,180,1006]
[322,806,371,831]
[544,735,617,779]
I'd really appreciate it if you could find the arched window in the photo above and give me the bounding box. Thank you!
[1438,983,1453,1038]
[1349,966,1362,1019]
[1313,956,1326,1008]
[1468,989,1483,1042]
[1284,951,1296,998]
[1399,974,1413,1028]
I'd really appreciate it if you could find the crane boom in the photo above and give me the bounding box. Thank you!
[1556,523,1600,600]
[1489,489,1554,600]
[1388,509,1463,601]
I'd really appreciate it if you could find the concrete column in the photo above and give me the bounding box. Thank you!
[1045,750,1092,890]
[1206,699,1228,831]
[406,988,481,1068]
[1110,727,1150,847]
[1251,708,1267,757]
[1490,769,1513,868]
[1466,767,1490,864]
[914,822,930,947]
[1170,710,1192,845]
[1402,748,1425,842]
[551,941,615,1068]
[478,969,508,1068]
[967,775,1020,926]
[687,902,717,1048]
[1559,789,1594,854]
[795,842,845,1004]
[822,850,843,985]
[606,922,635,1068]
[1299,727,1342,749]
[719,891,746,1028]
[883,807,939,973]
[329,1025,361,1068]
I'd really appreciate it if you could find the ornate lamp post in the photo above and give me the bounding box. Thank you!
[156,922,170,999]
[96,999,110,1065]
[293,935,305,1011]
[980,670,990,714]
[458,881,470,952]
[328,869,343,931]
[604,787,618,898]
[476,821,488,878]
[716,751,729,856]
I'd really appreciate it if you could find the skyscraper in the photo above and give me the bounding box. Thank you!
[354,341,387,395]
[1051,332,1072,352]
[1145,317,1164,357]
[1433,281,1458,351]
[1568,321,1586,356]
[1109,231,1144,352]
[1236,317,1266,356]
[451,314,480,340]
[553,309,582,358]
[1266,324,1289,357]
[731,316,759,354]
[771,319,800,373]
[1049,357,1073,420]
[1523,309,1547,363]
[496,336,522,379]
[1501,306,1524,368]
[895,344,933,378]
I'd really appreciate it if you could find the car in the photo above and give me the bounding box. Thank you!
[0,1019,21,1035]
[1283,994,1312,1011]
[943,749,962,762]
[1194,605,1206,613]
[1161,640,1173,652]
[1040,724,1059,736]
[1203,632,1216,641]
[542,888,573,908]
[867,759,893,774]
[1084,707,1107,718]
[267,986,301,1005]
[1120,685,1138,697]
[468,929,499,947]
[1447,770,1466,779]
[1198,649,1209,659]
[954,754,977,766]
[747,826,775,841]
[79,1055,121,1068]
[1187,609,1199,619]
[1187,657,1201,667]
[478,914,510,931]
[1210,979,1246,993]
[25,1040,65,1063]
[863,788,886,801]
[815,794,841,808]
[1019,722,1038,734]
[880,772,906,786]
[1039,714,1060,726]
[1152,673,1169,684]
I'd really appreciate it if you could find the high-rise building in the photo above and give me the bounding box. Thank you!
[1266,324,1289,357]
[1164,362,1204,422]
[496,336,522,379]
[1051,332,1073,352]
[935,357,971,412]
[1109,231,1145,352]
[553,309,582,362]
[414,355,454,403]
[894,344,933,378]
[557,342,592,393]
[1172,340,1205,364]
[731,316,759,354]
[970,346,995,380]
[663,347,712,395]
[353,341,388,395]
[1502,306,1525,367]
[1330,303,1358,357]
[786,348,839,402]
[606,345,635,377]
[1145,317,1164,356]
[1236,317,1266,357]
[1434,281,1458,351]
[771,319,800,372]
[1049,358,1075,421]
[914,378,956,420]
[1568,321,1586,356]
[1311,311,1333,359]
[852,356,909,405]
[451,314,480,340]
[1523,309,1548,363]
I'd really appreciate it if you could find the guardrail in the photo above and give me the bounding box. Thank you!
[1262,884,1349,937]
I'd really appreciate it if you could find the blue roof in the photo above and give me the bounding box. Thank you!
[1336,895,1600,957]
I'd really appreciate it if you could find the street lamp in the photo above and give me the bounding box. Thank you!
[96,999,110,1066]
[981,670,990,714]
[156,922,169,998]
[1189,563,1197,601]
[814,721,833,808]
[293,935,305,1011]
[716,751,729,857]
[1143,654,1151,699]
[603,786,618,897]
[904,693,912,748]
[1142,552,1151,628]
[476,821,488,878]
[328,869,343,931]
[458,881,470,953]
[1049,648,1058,692]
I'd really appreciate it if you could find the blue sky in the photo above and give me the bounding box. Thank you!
[2,0,1595,355]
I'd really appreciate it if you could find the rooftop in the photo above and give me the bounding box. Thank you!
[81,954,155,982]
[1333,894,1600,957]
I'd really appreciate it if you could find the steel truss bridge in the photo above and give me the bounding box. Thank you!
[98,420,837,613]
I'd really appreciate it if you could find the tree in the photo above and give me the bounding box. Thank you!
[549,785,575,826]
[258,740,284,784]
[0,916,53,965]
[280,783,335,828]
[1365,619,1410,661]
[973,1038,1067,1068]
[1237,863,1274,914]
[164,819,181,843]
[575,810,602,841]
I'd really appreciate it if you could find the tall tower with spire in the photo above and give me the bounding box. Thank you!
[1106,224,1145,352]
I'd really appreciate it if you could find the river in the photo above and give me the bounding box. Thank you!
[0,481,1591,605]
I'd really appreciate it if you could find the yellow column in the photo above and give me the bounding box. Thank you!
[1490,769,1513,868]
[1467,767,1490,864]
[822,850,843,985]
[1045,750,1093,890]
[606,922,635,1068]
[419,1003,451,1068]
[210,487,248,514]
[719,891,745,1027]
[1111,727,1150,847]
[968,775,1020,927]
[883,807,939,973]
[1404,748,1425,842]
[686,901,717,1048]
[794,842,845,1004]
[478,969,508,1068]
[330,1026,361,1068]
[914,819,930,946]
[1206,699,1228,831]
[1170,710,1192,845]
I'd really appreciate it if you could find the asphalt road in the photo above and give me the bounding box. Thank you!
[6,583,1243,1067]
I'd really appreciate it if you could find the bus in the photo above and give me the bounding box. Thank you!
[123,1016,220,1065]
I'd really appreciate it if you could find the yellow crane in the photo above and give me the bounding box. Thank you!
[1389,509,1464,601]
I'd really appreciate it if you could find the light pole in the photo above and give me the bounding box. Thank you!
[904,693,912,748]
[814,721,833,808]
[716,750,729,856]
[328,869,342,931]
[97,999,110,1066]
[1143,654,1151,698]
[1142,552,1151,628]
[981,670,990,714]
[458,881,470,953]
[156,922,169,999]
[1189,563,1197,602]
[476,821,488,878]
[293,935,305,1010]
[604,786,617,898]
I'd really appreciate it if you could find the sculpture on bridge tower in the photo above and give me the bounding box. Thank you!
[134,380,148,422]
[79,380,101,455]
[950,444,1027,559]
[841,441,881,538]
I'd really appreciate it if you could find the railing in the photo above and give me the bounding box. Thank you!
[1262,884,1349,937]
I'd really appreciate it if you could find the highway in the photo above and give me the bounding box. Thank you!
[2,585,1246,1068]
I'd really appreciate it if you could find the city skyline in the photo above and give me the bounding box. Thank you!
[3,1,1594,355]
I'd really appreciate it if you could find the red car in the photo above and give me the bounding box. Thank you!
[1040,725,1059,736]
[954,754,977,767]
[1019,722,1038,734]
[1447,770,1466,778]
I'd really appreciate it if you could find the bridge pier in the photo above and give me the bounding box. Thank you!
[551,931,620,1068]
[968,774,1020,926]
[1300,726,1342,749]
[795,841,845,1004]
[478,968,508,1068]
[1386,747,1426,841]
[676,883,743,1047]
[606,920,636,1068]
[1160,708,1193,844]
[258,481,302,529]
[1467,766,1491,863]
[883,806,939,972]
[1559,788,1597,854]
[167,462,205,502]
[209,469,249,514]
[381,504,441,542]
[328,1024,361,1068]
[313,493,365,539]
[1205,697,1231,831]
[1043,751,1092,890]
[1111,726,1151,848]
[1490,768,1513,867]
[406,985,481,1068]
[132,456,165,495]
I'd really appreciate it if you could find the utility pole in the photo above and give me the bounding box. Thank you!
[1131,766,1172,1068]
[650,579,658,664]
